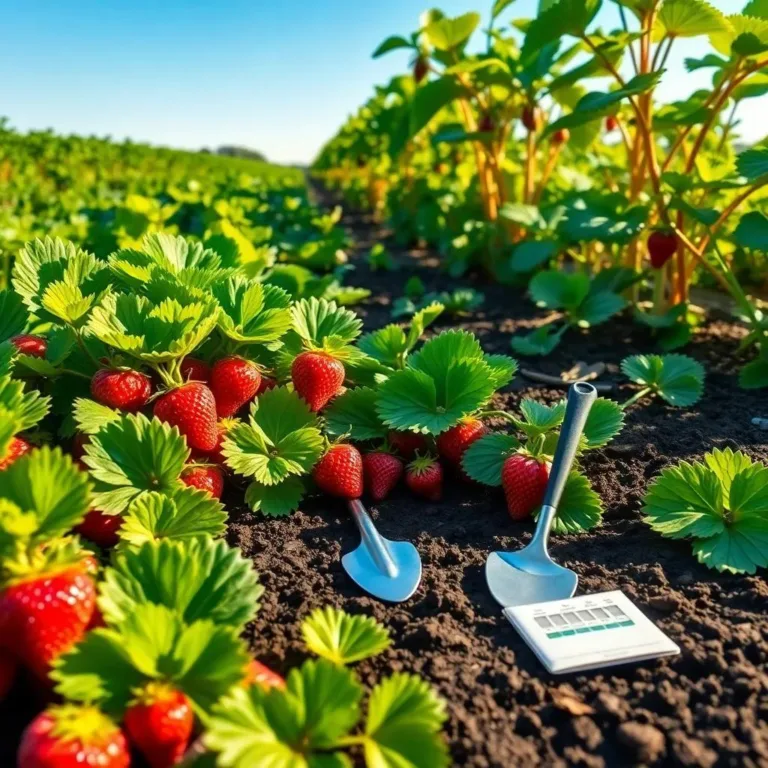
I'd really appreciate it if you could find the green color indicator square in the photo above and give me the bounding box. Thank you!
[561,629,576,636]
[605,622,621,629]
[576,628,591,634]
[547,632,562,639]
[619,621,634,627]
[590,625,605,631]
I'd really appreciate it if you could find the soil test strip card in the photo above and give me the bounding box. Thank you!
[503,590,680,674]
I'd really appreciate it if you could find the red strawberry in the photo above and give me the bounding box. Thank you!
[436,418,487,468]
[180,356,211,383]
[0,435,32,471]
[413,55,429,83]
[124,682,194,768]
[292,351,345,412]
[0,653,16,701]
[243,659,285,690]
[18,704,130,768]
[75,508,123,548]
[552,128,570,145]
[11,334,47,359]
[478,113,495,133]
[0,559,96,681]
[605,115,618,132]
[91,368,152,412]
[210,356,261,418]
[181,464,224,500]
[502,454,549,521]
[387,430,428,460]
[522,105,542,132]
[154,382,218,453]
[405,455,443,501]
[314,444,363,499]
[257,375,277,395]
[648,230,678,269]
[363,452,404,502]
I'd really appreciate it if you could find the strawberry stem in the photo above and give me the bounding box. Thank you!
[621,387,651,410]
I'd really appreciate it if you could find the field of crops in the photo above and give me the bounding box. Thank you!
[1,1,767,766]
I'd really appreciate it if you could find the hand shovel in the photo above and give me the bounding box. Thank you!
[342,499,422,602]
[485,382,597,608]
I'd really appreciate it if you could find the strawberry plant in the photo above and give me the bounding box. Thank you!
[621,353,705,408]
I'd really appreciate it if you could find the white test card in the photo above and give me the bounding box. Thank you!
[503,590,680,674]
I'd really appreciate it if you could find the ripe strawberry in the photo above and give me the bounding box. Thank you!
[552,128,570,145]
[413,55,429,83]
[210,356,261,418]
[648,230,678,269]
[387,430,428,460]
[0,435,32,471]
[19,705,130,768]
[314,444,363,499]
[11,334,47,359]
[75,508,123,548]
[478,113,495,133]
[0,653,16,701]
[292,351,345,412]
[363,452,403,502]
[180,356,211,383]
[502,454,549,521]
[0,559,96,681]
[436,418,487,468]
[257,375,277,395]
[522,105,542,132]
[406,455,443,501]
[243,659,285,690]
[154,382,218,453]
[181,464,224,500]
[124,682,194,768]
[605,115,618,132]
[91,368,152,412]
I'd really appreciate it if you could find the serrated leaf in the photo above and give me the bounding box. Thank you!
[582,397,624,448]
[302,607,391,665]
[73,398,121,435]
[410,78,467,137]
[710,14,768,57]
[244,477,306,517]
[736,147,768,181]
[358,326,408,368]
[0,289,28,343]
[405,303,444,352]
[655,0,729,38]
[732,211,768,250]
[0,375,51,431]
[693,517,768,574]
[100,537,262,629]
[484,354,518,389]
[522,0,602,58]
[0,407,19,462]
[534,470,603,533]
[520,400,566,439]
[461,433,521,486]
[743,0,768,18]
[510,325,566,357]
[291,298,362,347]
[213,277,292,345]
[739,355,768,389]
[574,290,627,327]
[324,387,387,441]
[83,414,189,513]
[530,271,590,311]
[621,354,704,407]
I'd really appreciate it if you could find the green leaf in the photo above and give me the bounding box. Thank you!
[743,0,768,18]
[372,35,413,58]
[655,0,729,38]
[573,290,627,327]
[0,407,19,461]
[736,147,768,181]
[83,413,189,513]
[509,240,558,273]
[73,398,121,435]
[517,399,566,438]
[534,470,603,533]
[693,517,768,574]
[739,355,768,389]
[492,0,518,17]
[364,673,449,768]
[213,277,292,345]
[358,326,408,368]
[582,397,624,449]
[410,78,467,137]
[0,446,91,541]
[530,271,590,311]
[423,12,480,50]
[222,387,323,485]
[244,477,306,517]
[484,354,518,390]
[499,203,546,229]
[510,325,566,356]
[461,433,521,486]
[324,387,387,441]
[0,289,28,343]
[119,487,227,547]
[302,607,391,665]
[621,354,705,407]
[100,537,262,629]
[290,298,362,347]
[0,375,51,431]
[522,0,603,57]
[732,211,768,250]
[710,14,768,57]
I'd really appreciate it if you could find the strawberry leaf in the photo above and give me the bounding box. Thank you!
[205,660,363,765]
[213,277,293,345]
[516,399,566,438]
[0,406,19,461]
[0,446,91,542]
[484,354,519,389]
[73,398,122,435]
[222,387,323,485]
[244,477,306,517]
[364,673,449,768]
[534,470,603,533]
[324,387,387,441]
[692,518,768,574]
[621,353,705,407]
[83,414,189,513]
[0,374,51,431]
[291,297,362,347]
[511,325,566,357]
[301,607,391,665]
[462,433,521,486]
[119,487,227,547]
[405,302,444,352]
[0,289,28,342]
[100,537,262,629]
[358,325,408,368]
[582,397,624,449]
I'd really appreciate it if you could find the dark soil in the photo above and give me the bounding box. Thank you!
[3,195,767,767]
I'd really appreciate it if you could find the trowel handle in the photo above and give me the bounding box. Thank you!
[347,499,399,578]
[542,382,597,510]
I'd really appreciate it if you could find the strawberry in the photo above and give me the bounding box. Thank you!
[552,128,570,145]
[0,557,96,681]
[210,356,261,417]
[154,382,218,453]
[478,113,495,133]
[413,55,429,83]
[648,230,678,269]
[387,430,428,460]
[11,334,47,359]
[605,115,618,132]
[18,704,130,768]
[314,444,363,499]
[243,659,285,690]
[292,351,345,412]
[91,368,152,412]
[363,452,403,502]
[75,508,123,548]
[502,454,549,521]
[522,105,542,132]
[181,464,224,500]
[180,356,211,383]
[257,375,277,395]
[0,435,32,471]
[405,455,443,501]
[436,418,487,468]
[124,682,194,768]
[0,653,16,701]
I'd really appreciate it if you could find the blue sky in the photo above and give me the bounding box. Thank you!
[1,0,760,164]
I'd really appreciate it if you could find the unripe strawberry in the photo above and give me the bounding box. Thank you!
[552,128,570,145]
[181,464,225,499]
[210,356,261,417]
[314,444,363,499]
[405,455,443,501]
[11,334,47,359]
[502,454,549,521]
[522,105,542,132]
[91,368,152,412]
[292,351,345,412]
[647,230,678,269]
[363,451,404,502]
